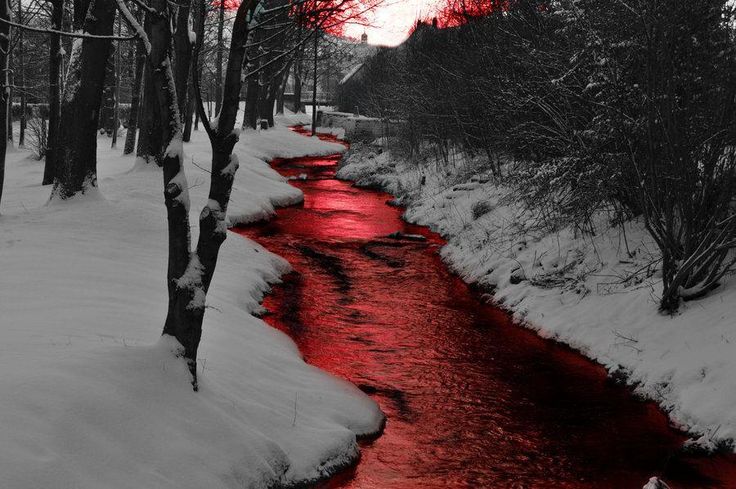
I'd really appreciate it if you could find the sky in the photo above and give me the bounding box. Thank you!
[343,0,442,46]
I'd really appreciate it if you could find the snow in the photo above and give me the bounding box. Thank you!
[337,143,736,451]
[0,114,380,488]
[114,0,151,55]
[221,153,240,177]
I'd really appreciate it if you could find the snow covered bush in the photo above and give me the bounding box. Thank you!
[350,0,736,311]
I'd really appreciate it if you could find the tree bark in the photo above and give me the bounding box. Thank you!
[136,50,162,165]
[100,43,116,135]
[214,0,224,114]
[0,0,9,209]
[258,92,272,128]
[173,0,192,123]
[111,20,121,148]
[275,63,290,115]
[311,29,318,136]
[53,0,117,198]
[293,59,303,113]
[243,75,259,129]
[124,37,145,155]
[43,0,63,184]
[182,82,195,141]
[17,0,26,148]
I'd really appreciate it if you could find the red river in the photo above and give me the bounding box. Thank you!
[235,128,736,488]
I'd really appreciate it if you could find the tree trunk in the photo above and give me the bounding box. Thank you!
[0,0,9,209]
[7,44,12,146]
[100,43,116,136]
[293,60,303,113]
[53,0,117,198]
[111,20,121,148]
[174,0,192,123]
[311,29,318,136]
[124,37,146,155]
[43,0,63,185]
[258,93,271,128]
[243,76,259,129]
[271,62,289,118]
[214,0,224,114]
[136,53,163,165]
[17,0,25,148]
[137,0,198,381]
[275,68,289,115]
[155,0,257,388]
[182,82,195,141]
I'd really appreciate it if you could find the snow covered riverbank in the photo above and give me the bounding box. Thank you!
[0,115,383,489]
[336,142,736,452]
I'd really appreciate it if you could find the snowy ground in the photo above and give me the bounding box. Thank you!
[0,113,384,489]
[337,142,736,452]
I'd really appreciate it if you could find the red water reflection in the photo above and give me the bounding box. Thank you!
[234,129,736,488]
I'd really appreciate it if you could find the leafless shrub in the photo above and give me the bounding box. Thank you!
[27,115,47,161]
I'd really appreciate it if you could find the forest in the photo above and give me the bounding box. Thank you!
[339,0,736,313]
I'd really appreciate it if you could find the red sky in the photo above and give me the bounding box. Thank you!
[343,0,443,46]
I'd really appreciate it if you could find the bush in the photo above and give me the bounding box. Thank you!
[353,0,736,311]
[27,116,48,161]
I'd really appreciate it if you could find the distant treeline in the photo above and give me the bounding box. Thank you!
[10,103,132,125]
[342,0,736,312]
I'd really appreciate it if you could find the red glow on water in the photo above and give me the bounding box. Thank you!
[234,128,736,488]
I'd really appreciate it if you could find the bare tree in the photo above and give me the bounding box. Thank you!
[123,35,145,154]
[0,0,9,209]
[42,0,63,184]
[52,0,117,198]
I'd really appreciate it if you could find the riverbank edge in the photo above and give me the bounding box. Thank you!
[0,117,385,489]
[333,140,736,454]
[229,124,387,489]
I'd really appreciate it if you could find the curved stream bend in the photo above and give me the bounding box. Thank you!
[235,127,736,488]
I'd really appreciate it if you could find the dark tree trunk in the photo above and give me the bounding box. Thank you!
[124,38,146,155]
[271,63,289,118]
[214,0,224,114]
[111,20,121,148]
[275,67,289,115]
[100,44,117,136]
[243,76,259,129]
[293,61,303,113]
[276,91,285,114]
[53,0,117,198]
[0,0,8,208]
[311,30,318,135]
[136,55,162,165]
[182,82,195,141]
[258,94,271,128]
[6,46,12,146]
[17,0,26,148]
[173,0,192,123]
[43,0,63,185]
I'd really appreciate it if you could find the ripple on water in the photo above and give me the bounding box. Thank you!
[235,129,736,489]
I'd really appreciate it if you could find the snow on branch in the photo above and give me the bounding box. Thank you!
[0,17,138,40]
[114,0,152,54]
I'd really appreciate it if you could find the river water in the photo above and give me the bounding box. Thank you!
[235,128,736,488]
